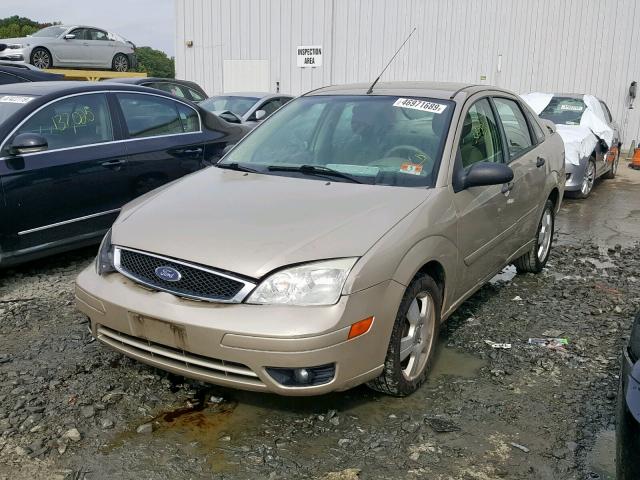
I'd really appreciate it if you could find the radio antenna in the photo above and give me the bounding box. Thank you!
[366,27,417,95]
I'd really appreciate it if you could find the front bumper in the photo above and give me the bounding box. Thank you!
[564,157,589,192]
[75,265,404,396]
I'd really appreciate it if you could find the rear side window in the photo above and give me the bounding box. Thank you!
[186,87,205,102]
[116,93,198,138]
[459,98,504,168]
[8,93,113,151]
[493,98,533,159]
[146,82,187,99]
[525,110,545,144]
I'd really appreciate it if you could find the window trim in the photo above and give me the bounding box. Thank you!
[490,96,538,163]
[0,90,203,158]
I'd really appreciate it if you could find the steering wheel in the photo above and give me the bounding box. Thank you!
[371,145,432,169]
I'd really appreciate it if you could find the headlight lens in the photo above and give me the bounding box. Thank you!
[7,44,23,49]
[247,258,358,306]
[95,229,115,275]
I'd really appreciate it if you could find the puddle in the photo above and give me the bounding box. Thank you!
[429,347,487,382]
[490,265,517,284]
[587,429,616,479]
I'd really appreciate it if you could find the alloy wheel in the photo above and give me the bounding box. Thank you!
[32,50,50,69]
[537,207,553,262]
[581,161,596,196]
[114,55,128,72]
[399,292,435,381]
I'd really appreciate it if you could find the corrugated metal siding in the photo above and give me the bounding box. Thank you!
[176,0,640,145]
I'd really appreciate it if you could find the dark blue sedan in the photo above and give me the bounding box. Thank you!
[0,81,250,267]
[617,314,640,479]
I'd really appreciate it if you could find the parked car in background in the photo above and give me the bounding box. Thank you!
[521,92,621,198]
[102,77,208,103]
[0,81,250,267]
[0,65,63,84]
[617,314,640,480]
[199,92,294,128]
[0,25,136,72]
[76,82,564,397]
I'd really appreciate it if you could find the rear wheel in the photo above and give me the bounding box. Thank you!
[367,274,441,396]
[30,47,52,69]
[112,53,129,72]
[514,199,554,274]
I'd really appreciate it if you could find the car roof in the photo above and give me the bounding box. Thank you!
[306,81,497,100]
[220,92,290,99]
[0,66,63,81]
[0,81,193,97]
[103,77,194,85]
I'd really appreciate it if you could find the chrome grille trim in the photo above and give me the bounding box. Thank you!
[97,325,262,384]
[113,246,256,303]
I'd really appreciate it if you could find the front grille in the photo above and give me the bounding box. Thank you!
[114,247,254,302]
[97,325,265,388]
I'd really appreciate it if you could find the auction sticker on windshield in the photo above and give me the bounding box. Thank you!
[0,95,34,104]
[393,98,447,114]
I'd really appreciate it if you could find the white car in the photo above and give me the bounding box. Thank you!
[0,25,137,72]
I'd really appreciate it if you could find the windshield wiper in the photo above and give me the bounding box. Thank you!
[215,162,261,173]
[267,164,363,184]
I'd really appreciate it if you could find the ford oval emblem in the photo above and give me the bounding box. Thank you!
[154,266,182,282]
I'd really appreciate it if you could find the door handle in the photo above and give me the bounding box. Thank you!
[101,159,126,168]
[501,182,514,195]
[536,156,546,168]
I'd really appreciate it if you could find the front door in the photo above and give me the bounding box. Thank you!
[452,97,511,296]
[0,93,128,257]
[54,28,91,66]
[491,96,547,255]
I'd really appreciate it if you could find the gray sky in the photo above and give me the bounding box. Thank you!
[3,0,175,56]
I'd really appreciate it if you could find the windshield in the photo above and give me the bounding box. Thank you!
[0,95,35,124]
[219,95,454,187]
[31,26,67,38]
[539,96,586,125]
[199,96,259,116]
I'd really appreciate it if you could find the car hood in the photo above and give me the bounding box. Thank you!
[113,167,432,279]
[555,124,598,166]
[0,37,30,45]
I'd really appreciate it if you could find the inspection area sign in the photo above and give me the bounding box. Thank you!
[296,45,322,67]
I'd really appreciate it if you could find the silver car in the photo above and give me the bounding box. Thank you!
[199,92,293,128]
[76,82,565,397]
[0,25,136,72]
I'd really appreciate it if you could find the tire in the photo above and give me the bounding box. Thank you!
[30,47,52,69]
[603,149,619,179]
[575,157,597,199]
[514,199,554,274]
[367,274,441,397]
[112,53,129,72]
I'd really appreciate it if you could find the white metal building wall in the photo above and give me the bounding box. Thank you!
[175,0,640,144]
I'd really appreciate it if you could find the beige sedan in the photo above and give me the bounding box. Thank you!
[76,82,565,396]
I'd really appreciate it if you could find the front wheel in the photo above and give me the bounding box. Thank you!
[367,274,441,396]
[576,158,596,198]
[30,47,52,69]
[112,53,129,72]
[514,199,554,274]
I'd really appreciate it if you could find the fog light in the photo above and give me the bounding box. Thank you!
[266,364,335,387]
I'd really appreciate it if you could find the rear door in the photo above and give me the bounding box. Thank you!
[452,97,511,295]
[86,29,117,68]
[112,92,206,198]
[0,92,128,255]
[491,96,547,256]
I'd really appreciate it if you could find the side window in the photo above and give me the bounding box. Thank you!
[69,28,88,40]
[146,82,186,99]
[11,93,113,150]
[459,98,504,169]
[525,110,545,144]
[177,104,200,132]
[259,99,284,116]
[116,93,185,138]
[89,29,109,41]
[186,87,205,102]
[493,98,533,159]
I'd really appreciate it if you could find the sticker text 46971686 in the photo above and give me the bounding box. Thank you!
[393,98,447,114]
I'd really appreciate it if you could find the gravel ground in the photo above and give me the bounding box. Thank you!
[0,170,638,479]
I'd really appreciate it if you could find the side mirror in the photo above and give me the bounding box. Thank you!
[218,110,242,124]
[64,34,76,40]
[456,162,513,191]
[9,133,48,155]
[254,109,267,121]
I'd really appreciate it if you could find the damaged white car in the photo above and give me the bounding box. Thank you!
[521,93,621,198]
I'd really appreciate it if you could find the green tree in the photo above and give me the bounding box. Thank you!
[135,46,175,78]
[0,15,58,39]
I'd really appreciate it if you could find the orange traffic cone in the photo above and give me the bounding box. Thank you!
[630,147,640,170]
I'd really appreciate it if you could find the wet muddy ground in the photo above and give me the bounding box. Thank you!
[0,167,639,479]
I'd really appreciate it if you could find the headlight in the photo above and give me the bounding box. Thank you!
[95,229,115,275]
[7,44,23,49]
[247,258,358,306]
